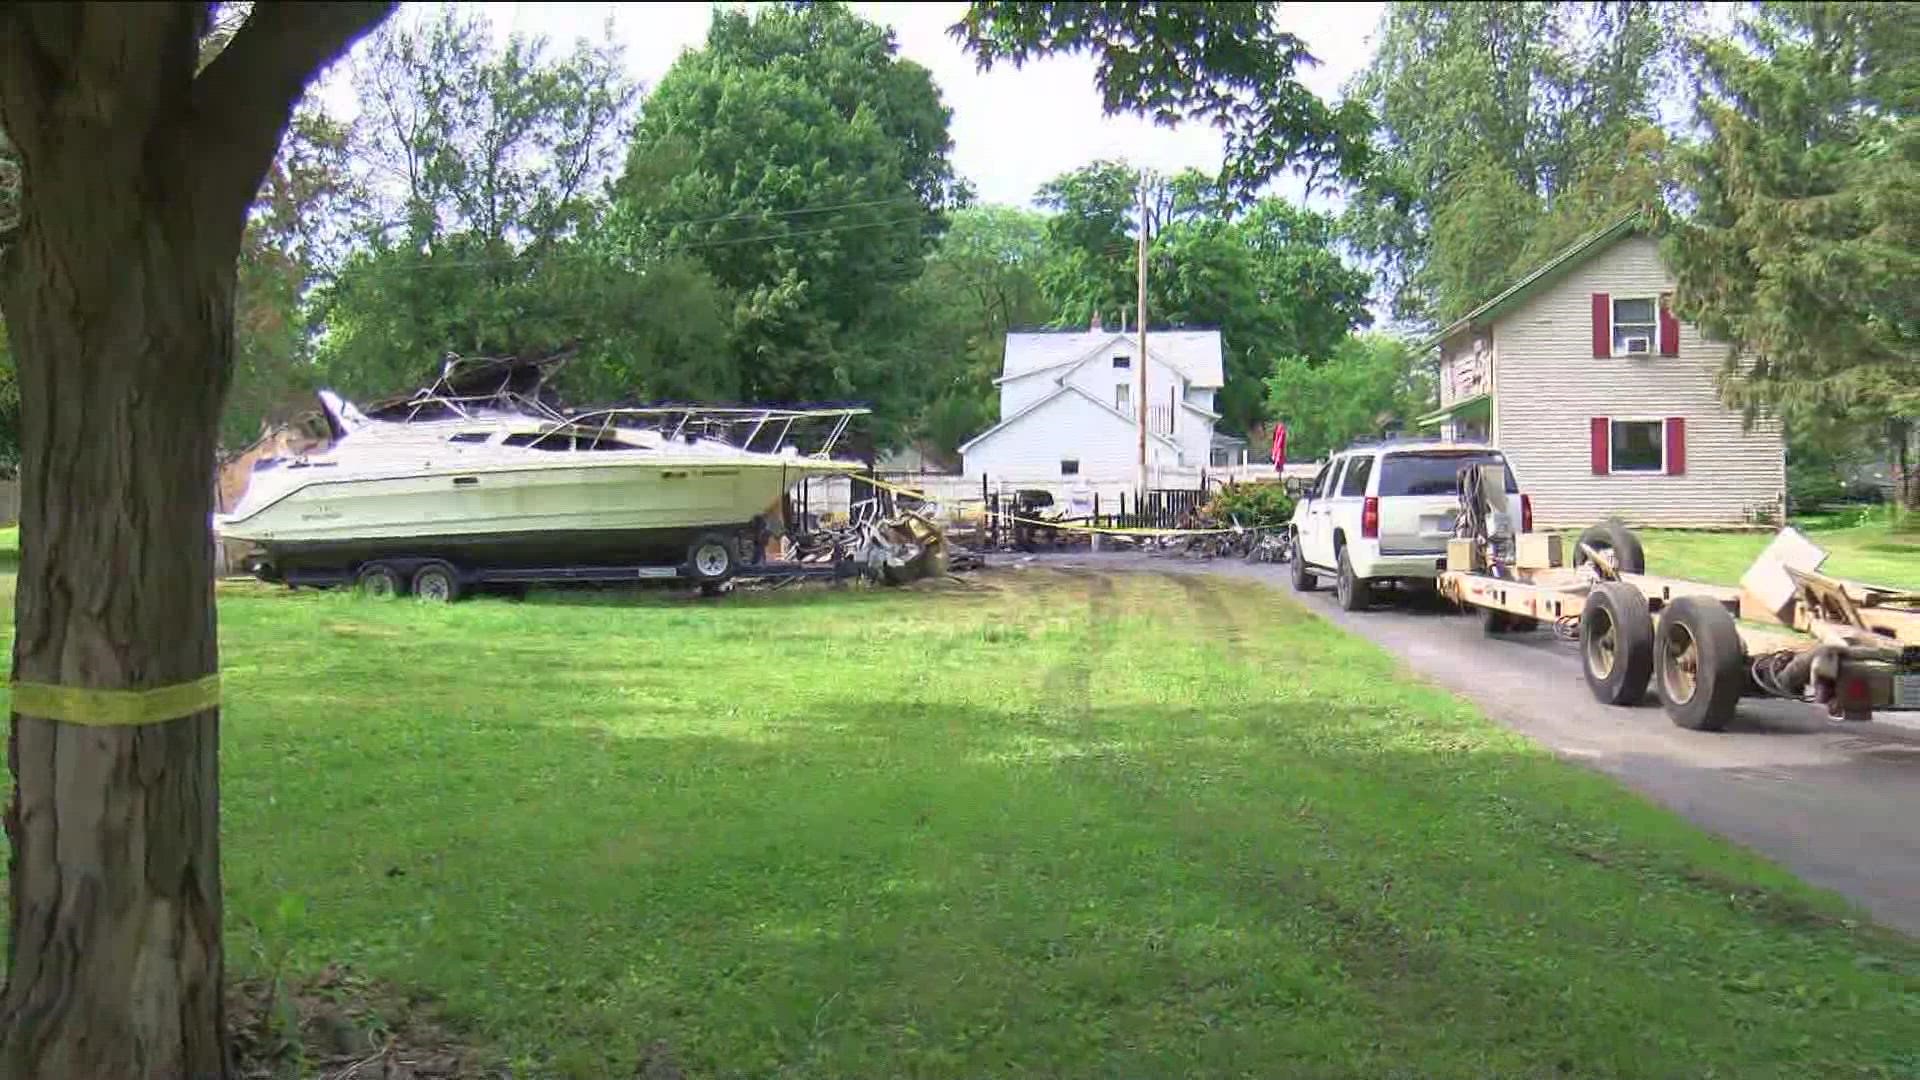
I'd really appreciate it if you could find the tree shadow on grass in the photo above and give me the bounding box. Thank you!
[220,693,1920,1080]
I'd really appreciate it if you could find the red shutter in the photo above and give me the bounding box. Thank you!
[1665,417,1686,475]
[1591,417,1610,474]
[1658,294,1680,356]
[1591,293,1611,358]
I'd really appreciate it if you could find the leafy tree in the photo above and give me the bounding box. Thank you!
[317,8,640,398]
[613,2,960,422]
[1024,160,1372,436]
[224,109,362,449]
[1265,334,1434,461]
[1666,2,1919,511]
[894,205,1051,455]
[954,2,1372,191]
[1347,2,1687,321]
[0,4,393,1073]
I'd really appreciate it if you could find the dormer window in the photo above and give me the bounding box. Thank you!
[1112,355,1131,369]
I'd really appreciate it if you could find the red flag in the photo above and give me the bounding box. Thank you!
[1270,422,1288,472]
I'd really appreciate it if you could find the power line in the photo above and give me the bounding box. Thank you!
[334,210,940,276]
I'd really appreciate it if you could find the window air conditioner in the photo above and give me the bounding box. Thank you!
[1623,336,1651,355]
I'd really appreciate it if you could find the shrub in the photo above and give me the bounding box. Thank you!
[1203,481,1294,528]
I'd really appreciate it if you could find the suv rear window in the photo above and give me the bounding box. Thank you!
[1378,451,1517,497]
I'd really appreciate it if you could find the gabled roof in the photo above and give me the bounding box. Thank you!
[1416,210,1646,354]
[957,382,1182,455]
[999,329,1224,389]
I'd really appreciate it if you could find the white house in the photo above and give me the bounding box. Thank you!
[1417,212,1786,528]
[959,322,1224,482]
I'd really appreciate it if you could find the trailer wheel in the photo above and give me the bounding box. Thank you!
[1335,548,1371,612]
[1289,533,1318,592]
[1657,596,1746,731]
[411,561,462,603]
[354,562,404,598]
[1574,519,1647,576]
[1581,582,1654,705]
[686,533,737,584]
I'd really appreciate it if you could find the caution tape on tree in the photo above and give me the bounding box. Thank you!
[9,674,222,726]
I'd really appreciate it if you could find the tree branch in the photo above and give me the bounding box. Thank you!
[188,2,394,235]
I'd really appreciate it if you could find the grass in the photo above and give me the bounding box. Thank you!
[1567,510,1920,591]
[0,540,1918,1075]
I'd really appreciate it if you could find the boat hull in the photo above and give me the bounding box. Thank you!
[218,458,835,575]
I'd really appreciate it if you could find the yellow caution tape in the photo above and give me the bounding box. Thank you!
[9,674,222,726]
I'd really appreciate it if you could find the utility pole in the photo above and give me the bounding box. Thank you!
[1136,170,1150,498]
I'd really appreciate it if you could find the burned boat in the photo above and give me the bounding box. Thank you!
[214,354,867,595]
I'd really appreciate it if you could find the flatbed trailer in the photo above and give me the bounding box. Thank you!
[278,556,862,597]
[1435,524,1920,731]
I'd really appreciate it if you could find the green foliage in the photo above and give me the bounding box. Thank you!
[613,1,959,432]
[1264,334,1434,461]
[894,206,1052,454]
[1202,481,1294,528]
[1347,2,1688,321]
[314,9,644,404]
[1665,2,1919,509]
[1024,160,1372,438]
[954,2,1372,191]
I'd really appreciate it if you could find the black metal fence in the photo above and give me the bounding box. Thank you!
[982,478,1210,550]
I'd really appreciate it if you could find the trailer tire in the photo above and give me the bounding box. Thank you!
[411,561,462,603]
[1290,534,1318,592]
[1335,547,1371,611]
[1581,582,1654,705]
[1574,519,1647,576]
[354,562,405,598]
[686,533,737,584]
[1657,596,1746,731]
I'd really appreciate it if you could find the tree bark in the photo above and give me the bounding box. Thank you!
[0,6,392,1077]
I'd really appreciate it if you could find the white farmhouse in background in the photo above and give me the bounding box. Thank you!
[1416,211,1786,527]
[959,320,1224,482]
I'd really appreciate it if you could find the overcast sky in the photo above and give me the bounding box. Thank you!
[320,1,1388,209]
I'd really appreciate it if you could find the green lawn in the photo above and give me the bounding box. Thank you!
[1572,513,1920,591]
[1,558,1919,1076]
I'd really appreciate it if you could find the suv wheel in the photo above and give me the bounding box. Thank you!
[1336,547,1371,612]
[1289,533,1318,592]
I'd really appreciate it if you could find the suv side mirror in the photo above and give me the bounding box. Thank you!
[1284,477,1304,498]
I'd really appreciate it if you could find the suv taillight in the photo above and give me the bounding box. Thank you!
[1521,493,1533,533]
[1362,496,1379,539]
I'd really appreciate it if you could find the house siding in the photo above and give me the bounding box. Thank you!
[962,391,1181,482]
[1491,234,1785,528]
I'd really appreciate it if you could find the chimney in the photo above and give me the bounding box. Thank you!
[1089,310,1103,333]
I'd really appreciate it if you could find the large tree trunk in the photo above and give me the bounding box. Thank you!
[1,178,230,1076]
[0,7,393,1077]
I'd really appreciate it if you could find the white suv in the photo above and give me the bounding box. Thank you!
[1289,440,1528,611]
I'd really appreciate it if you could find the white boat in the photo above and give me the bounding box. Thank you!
[215,366,867,590]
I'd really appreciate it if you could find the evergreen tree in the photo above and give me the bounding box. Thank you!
[1665,2,1920,511]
